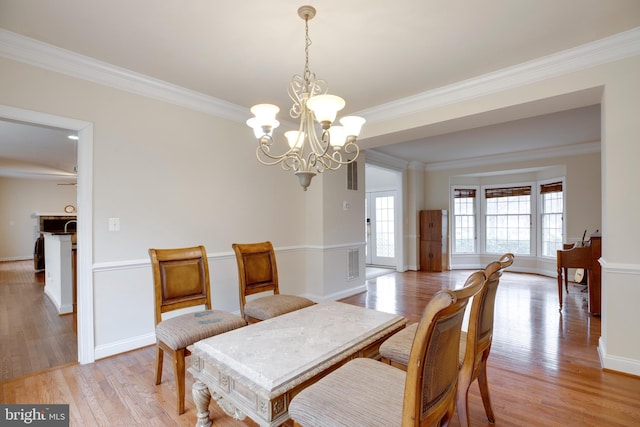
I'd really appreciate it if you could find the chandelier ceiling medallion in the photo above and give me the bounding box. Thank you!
[246,5,365,191]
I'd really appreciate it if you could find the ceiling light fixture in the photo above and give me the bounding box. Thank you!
[246,5,365,191]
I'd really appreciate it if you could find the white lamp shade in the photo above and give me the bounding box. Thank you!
[307,94,345,123]
[285,131,305,150]
[250,103,280,121]
[247,117,279,138]
[328,125,347,148]
[340,116,366,137]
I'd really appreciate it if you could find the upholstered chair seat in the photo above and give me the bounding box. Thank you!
[289,358,405,427]
[289,270,486,427]
[378,322,418,367]
[243,294,313,321]
[155,310,246,351]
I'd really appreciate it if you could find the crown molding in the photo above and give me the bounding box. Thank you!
[357,27,640,123]
[423,140,601,172]
[365,149,409,171]
[407,160,426,171]
[0,28,248,123]
[1,27,638,126]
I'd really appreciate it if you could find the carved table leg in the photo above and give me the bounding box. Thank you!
[192,380,212,427]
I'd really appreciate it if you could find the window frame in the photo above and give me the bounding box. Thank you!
[482,182,534,256]
[450,178,565,258]
[538,178,566,258]
[451,186,479,254]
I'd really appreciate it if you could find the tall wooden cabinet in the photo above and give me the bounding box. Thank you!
[420,210,448,272]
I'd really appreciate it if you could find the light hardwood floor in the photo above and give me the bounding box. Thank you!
[1,262,639,426]
[0,260,77,380]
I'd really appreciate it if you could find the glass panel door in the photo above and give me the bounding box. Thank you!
[366,191,396,266]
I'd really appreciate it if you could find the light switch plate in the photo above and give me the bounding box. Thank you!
[108,217,120,232]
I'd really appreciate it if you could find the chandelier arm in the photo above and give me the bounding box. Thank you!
[282,155,305,172]
[256,137,301,167]
[308,76,327,97]
[314,155,333,171]
[288,75,305,119]
[299,154,316,173]
[316,140,361,171]
[257,151,305,173]
[307,124,330,159]
[329,142,360,166]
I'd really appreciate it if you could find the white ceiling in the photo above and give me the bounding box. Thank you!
[1,0,639,179]
[0,119,77,181]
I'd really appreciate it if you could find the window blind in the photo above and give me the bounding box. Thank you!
[485,186,531,198]
[454,189,476,198]
[540,182,562,194]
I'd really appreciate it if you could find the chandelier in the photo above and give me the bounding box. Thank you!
[246,5,365,191]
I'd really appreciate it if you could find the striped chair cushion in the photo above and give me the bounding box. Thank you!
[155,310,246,350]
[380,323,467,367]
[379,322,418,366]
[289,358,405,427]
[245,294,314,320]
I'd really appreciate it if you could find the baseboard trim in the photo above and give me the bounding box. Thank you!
[0,256,33,262]
[598,336,640,377]
[94,333,156,360]
[307,284,367,303]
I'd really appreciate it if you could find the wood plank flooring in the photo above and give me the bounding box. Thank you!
[0,260,77,380]
[2,264,640,426]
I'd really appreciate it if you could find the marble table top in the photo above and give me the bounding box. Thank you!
[191,301,406,393]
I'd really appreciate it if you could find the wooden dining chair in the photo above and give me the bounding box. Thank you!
[379,253,514,426]
[456,253,514,426]
[149,245,246,415]
[232,241,314,323]
[288,270,486,427]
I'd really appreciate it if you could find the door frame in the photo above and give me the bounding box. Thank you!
[0,104,95,364]
[366,190,397,266]
[364,160,404,272]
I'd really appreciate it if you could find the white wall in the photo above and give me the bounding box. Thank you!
[0,177,76,260]
[598,57,640,373]
[424,151,601,274]
[0,54,367,361]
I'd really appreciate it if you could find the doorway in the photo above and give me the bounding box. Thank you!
[364,163,403,271]
[0,104,94,364]
[366,191,396,266]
